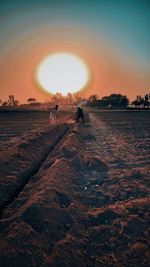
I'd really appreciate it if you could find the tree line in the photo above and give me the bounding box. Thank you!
[86,93,150,109]
[0,92,150,109]
[0,92,83,107]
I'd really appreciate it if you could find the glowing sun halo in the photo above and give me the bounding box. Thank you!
[36,52,89,95]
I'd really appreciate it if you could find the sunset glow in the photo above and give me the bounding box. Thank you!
[0,1,149,102]
[36,53,89,95]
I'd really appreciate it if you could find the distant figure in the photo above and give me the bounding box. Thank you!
[76,105,85,123]
[49,105,59,124]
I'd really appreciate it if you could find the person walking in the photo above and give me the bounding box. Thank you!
[76,105,85,123]
[49,104,59,124]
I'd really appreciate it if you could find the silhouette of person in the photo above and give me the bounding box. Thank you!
[49,104,59,124]
[76,105,85,123]
[54,104,59,115]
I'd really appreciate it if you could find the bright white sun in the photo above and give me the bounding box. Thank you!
[36,52,89,95]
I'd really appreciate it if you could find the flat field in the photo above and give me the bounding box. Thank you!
[0,110,149,267]
[0,109,72,150]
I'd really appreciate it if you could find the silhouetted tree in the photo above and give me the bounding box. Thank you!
[27,98,37,105]
[88,94,99,102]
[101,94,129,108]
[8,95,15,106]
[86,93,129,108]
[2,101,8,106]
[14,100,19,106]
[73,92,82,104]
[144,94,149,102]
[144,94,150,108]
[50,95,58,105]
[66,93,73,104]
[132,95,144,108]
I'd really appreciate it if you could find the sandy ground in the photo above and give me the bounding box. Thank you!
[0,111,149,267]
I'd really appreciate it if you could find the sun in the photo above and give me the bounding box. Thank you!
[36,52,90,95]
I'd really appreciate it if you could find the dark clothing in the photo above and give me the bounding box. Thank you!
[76,107,84,123]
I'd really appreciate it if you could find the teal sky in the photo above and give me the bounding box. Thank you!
[0,0,149,101]
[1,0,149,63]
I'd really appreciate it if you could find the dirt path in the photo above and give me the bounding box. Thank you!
[0,112,149,267]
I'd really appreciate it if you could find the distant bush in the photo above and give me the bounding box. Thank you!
[87,94,129,109]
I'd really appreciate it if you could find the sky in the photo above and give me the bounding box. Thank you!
[0,0,150,102]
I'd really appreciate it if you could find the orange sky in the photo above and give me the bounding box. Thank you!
[0,24,149,103]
